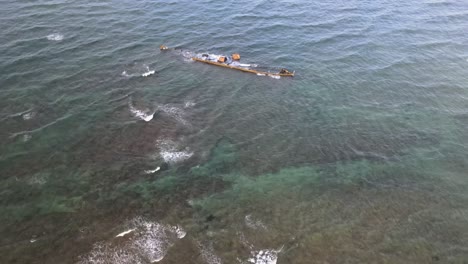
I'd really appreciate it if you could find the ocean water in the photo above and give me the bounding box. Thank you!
[1,0,468,263]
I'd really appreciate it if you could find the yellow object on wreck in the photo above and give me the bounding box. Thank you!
[159,45,294,77]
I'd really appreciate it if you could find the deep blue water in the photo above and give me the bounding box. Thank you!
[1,0,468,263]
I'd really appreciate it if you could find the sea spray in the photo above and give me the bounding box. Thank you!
[128,99,156,122]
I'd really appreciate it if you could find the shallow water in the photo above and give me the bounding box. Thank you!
[1,0,468,263]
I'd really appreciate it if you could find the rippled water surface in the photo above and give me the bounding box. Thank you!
[1,0,468,263]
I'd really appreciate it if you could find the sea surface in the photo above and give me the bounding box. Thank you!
[1,0,468,263]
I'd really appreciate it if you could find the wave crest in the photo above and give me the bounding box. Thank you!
[46,33,64,41]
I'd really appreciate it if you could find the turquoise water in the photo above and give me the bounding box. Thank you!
[1,0,468,263]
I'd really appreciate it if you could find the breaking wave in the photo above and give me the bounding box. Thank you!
[141,66,155,77]
[237,229,282,264]
[128,100,155,122]
[46,33,64,41]
[78,217,186,264]
[22,111,36,120]
[121,65,155,78]
[144,167,160,174]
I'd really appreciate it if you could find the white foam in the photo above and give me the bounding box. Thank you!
[160,150,193,163]
[256,73,266,76]
[122,65,155,78]
[269,75,281,79]
[157,104,189,126]
[26,174,47,185]
[22,134,32,142]
[78,242,139,264]
[131,218,186,262]
[171,225,186,239]
[129,100,155,122]
[195,52,218,60]
[245,215,267,230]
[131,221,169,262]
[197,242,222,264]
[144,167,160,174]
[79,217,186,264]
[7,108,33,118]
[141,66,155,77]
[182,50,196,59]
[46,33,64,41]
[30,239,37,243]
[157,139,193,163]
[237,231,253,250]
[187,199,195,207]
[115,229,135,238]
[22,111,35,120]
[247,249,280,264]
[184,101,196,108]
[141,70,155,77]
[121,70,130,77]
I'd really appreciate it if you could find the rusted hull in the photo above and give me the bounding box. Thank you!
[191,57,294,77]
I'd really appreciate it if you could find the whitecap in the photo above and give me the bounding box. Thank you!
[247,249,281,264]
[115,229,135,238]
[121,70,130,77]
[122,65,155,78]
[269,75,281,79]
[160,150,193,163]
[141,66,155,77]
[156,139,193,163]
[141,70,155,77]
[46,33,64,41]
[129,100,155,122]
[144,167,161,174]
[22,111,35,120]
[184,101,196,108]
[5,108,33,119]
